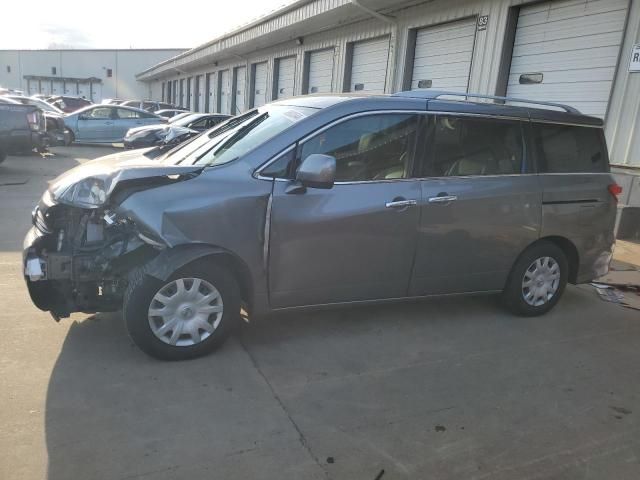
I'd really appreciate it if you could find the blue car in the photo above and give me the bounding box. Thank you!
[64,105,165,144]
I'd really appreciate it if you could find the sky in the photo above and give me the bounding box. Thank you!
[0,0,291,50]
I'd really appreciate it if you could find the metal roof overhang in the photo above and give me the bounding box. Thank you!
[136,0,424,81]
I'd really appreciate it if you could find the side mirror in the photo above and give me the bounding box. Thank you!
[296,154,336,189]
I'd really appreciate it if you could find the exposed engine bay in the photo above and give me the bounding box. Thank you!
[26,201,156,318]
[23,154,203,319]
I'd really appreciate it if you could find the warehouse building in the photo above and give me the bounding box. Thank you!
[0,49,186,102]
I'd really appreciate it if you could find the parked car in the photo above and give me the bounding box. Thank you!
[120,100,177,112]
[155,109,189,119]
[124,113,230,149]
[6,95,72,146]
[47,96,92,113]
[23,91,619,360]
[0,100,47,162]
[101,99,126,105]
[63,105,165,143]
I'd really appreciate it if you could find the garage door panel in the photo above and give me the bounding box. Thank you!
[234,66,246,114]
[253,62,268,108]
[516,0,627,27]
[513,32,626,60]
[349,37,389,93]
[276,57,296,99]
[509,67,616,85]
[416,28,475,45]
[308,49,333,94]
[506,0,627,118]
[414,51,476,64]
[509,46,620,72]
[411,18,475,93]
[507,81,615,101]
[515,16,626,46]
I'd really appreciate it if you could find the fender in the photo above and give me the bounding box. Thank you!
[143,243,233,281]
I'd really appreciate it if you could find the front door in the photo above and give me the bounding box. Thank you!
[76,106,115,142]
[410,114,541,295]
[269,112,421,308]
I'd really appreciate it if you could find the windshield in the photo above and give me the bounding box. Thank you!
[168,112,192,123]
[162,104,316,166]
[173,114,205,127]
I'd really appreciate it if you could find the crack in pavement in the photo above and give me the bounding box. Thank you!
[238,336,331,479]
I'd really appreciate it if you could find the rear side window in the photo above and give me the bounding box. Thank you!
[424,116,524,177]
[532,123,608,173]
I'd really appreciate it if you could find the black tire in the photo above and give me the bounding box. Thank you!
[0,147,6,164]
[124,262,241,360]
[65,130,74,146]
[502,241,568,316]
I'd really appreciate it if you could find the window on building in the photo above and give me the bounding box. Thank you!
[425,116,524,177]
[51,67,57,75]
[532,123,608,173]
[300,114,418,182]
[6,65,10,73]
[106,69,113,78]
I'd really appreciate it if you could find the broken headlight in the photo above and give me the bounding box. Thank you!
[57,176,109,209]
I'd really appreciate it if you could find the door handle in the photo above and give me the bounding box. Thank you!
[385,199,417,208]
[428,195,457,204]
[105,121,113,125]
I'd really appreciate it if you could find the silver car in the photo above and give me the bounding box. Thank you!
[24,91,619,360]
[64,105,165,143]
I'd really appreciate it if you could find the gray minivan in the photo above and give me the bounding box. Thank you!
[23,91,620,360]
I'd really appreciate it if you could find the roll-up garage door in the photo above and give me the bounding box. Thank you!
[28,80,39,96]
[218,70,230,114]
[194,75,203,112]
[51,81,64,96]
[307,49,334,94]
[349,37,389,93]
[233,66,246,115]
[411,18,476,92]
[78,82,90,99]
[275,56,296,99]
[507,0,628,118]
[252,62,267,108]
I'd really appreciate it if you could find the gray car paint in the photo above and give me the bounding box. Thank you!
[26,93,617,317]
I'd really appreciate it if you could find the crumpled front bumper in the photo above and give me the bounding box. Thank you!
[23,225,61,314]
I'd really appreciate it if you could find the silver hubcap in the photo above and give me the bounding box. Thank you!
[148,278,223,347]
[522,256,560,307]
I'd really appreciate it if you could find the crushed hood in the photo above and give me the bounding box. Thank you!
[126,123,167,136]
[48,149,203,203]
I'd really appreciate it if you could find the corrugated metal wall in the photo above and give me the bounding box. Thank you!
[145,0,640,167]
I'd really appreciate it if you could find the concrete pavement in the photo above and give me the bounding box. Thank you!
[1,148,639,480]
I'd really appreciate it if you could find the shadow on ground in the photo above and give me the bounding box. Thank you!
[44,288,640,479]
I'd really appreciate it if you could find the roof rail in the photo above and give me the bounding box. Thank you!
[392,90,581,115]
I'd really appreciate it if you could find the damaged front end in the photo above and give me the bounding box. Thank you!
[23,155,203,320]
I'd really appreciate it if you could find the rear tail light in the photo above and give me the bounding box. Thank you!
[608,183,622,202]
[26,111,41,131]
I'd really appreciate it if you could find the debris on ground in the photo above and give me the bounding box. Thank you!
[590,282,640,311]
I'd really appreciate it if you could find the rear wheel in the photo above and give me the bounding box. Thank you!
[0,147,6,164]
[502,241,568,316]
[124,263,240,360]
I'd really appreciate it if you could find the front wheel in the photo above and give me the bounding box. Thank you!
[502,241,568,316]
[124,263,240,360]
